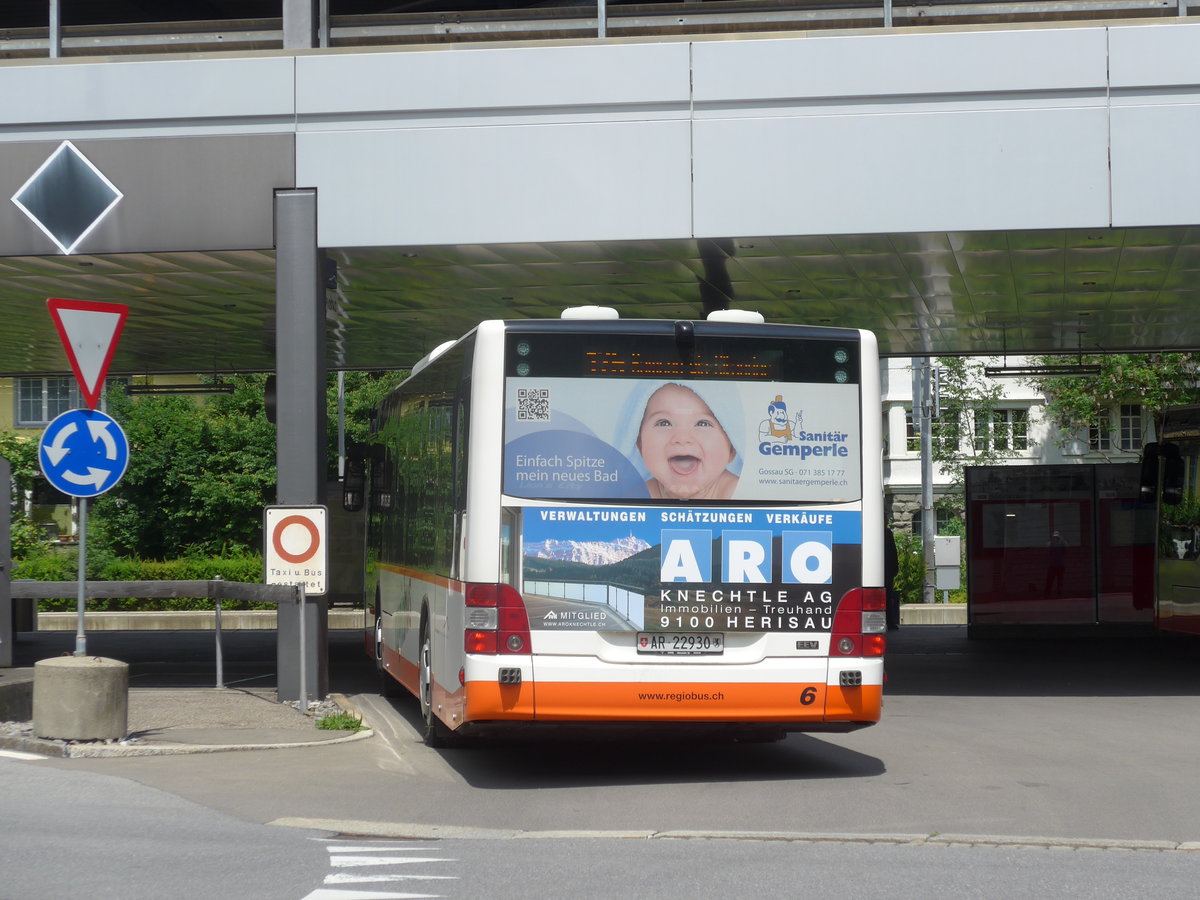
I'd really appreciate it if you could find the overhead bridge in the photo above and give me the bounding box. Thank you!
[3,2,1200,694]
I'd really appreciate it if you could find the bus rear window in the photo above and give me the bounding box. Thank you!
[503,329,862,504]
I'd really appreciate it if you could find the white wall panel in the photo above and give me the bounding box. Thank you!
[296,42,691,117]
[693,107,1110,237]
[1112,105,1200,227]
[1109,22,1200,88]
[692,28,1108,103]
[0,57,295,129]
[298,120,692,247]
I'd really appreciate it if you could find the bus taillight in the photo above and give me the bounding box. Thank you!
[464,584,531,655]
[831,588,887,658]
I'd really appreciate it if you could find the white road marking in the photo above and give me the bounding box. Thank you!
[330,855,453,867]
[0,749,49,761]
[326,874,457,884]
[301,890,439,899]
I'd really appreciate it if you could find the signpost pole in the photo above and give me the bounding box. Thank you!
[75,498,88,656]
[298,583,307,710]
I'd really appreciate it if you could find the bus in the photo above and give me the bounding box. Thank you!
[358,307,885,744]
[1144,405,1200,636]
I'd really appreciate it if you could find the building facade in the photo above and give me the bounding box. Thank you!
[882,357,1150,533]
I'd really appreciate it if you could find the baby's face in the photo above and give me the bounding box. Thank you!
[638,385,735,498]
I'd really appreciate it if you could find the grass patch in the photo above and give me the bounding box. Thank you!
[316,711,366,732]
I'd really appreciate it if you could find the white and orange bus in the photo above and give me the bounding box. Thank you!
[361,308,885,744]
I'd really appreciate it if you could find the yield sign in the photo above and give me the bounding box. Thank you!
[47,298,128,410]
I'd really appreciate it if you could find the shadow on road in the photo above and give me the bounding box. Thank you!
[885,625,1200,697]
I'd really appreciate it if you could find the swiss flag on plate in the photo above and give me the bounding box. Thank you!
[46,298,129,411]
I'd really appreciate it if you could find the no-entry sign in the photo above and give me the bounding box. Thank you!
[264,506,328,595]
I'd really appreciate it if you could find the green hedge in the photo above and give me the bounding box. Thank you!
[13,552,270,612]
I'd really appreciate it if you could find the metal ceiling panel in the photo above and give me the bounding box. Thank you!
[2,225,1200,376]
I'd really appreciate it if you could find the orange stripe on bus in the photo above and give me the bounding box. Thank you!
[382,644,419,696]
[463,680,881,724]
[375,564,461,591]
[464,682,537,721]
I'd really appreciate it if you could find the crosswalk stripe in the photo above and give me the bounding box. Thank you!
[330,856,453,867]
[326,874,457,884]
[301,890,440,900]
[327,845,440,853]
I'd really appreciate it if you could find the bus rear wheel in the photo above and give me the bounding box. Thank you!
[419,624,457,748]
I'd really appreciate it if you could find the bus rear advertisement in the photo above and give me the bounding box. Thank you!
[360,310,885,745]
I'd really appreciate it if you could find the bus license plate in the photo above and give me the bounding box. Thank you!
[637,632,724,655]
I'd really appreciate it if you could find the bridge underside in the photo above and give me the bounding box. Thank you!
[3,224,1199,376]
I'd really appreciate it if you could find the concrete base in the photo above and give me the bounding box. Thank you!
[900,603,967,625]
[33,656,129,741]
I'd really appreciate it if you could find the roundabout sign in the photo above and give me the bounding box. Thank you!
[38,408,129,498]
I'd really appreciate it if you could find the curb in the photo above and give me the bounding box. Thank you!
[0,693,374,758]
[268,819,1200,852]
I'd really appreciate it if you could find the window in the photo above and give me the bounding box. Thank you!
[1089,412,1112,452]
[14,376,130,427]
[906,406,960,453]
[1119,404,1142,451]
[912,506,959,536]
[974,408,1029,453]
[16,377,74,426]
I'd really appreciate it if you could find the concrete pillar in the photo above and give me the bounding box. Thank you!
[283,0,318,49]
[274,188,329,703]
[33,656,128,741]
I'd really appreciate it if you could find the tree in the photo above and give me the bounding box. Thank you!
[0,430,44,559]
[1027,353,1200,449]
[89,372,405,559]
[325,371,405,469]
[92,376,276,558]
[918,357,1032,519]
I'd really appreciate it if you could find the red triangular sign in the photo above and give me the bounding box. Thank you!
[47,298,129,410]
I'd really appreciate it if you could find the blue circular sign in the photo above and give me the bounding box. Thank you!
[38,409,130,499]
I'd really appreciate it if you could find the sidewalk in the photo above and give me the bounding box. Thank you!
[0,666,374,758]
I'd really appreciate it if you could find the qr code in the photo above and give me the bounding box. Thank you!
[516,388,550,421]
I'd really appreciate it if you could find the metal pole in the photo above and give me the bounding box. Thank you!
[918,360,936,604]
[298,584,307,709]
[48,0,61,58]
[597,0,607,38]
[75,497,87,656]
[214,576,224,689]
[337,370,346,479]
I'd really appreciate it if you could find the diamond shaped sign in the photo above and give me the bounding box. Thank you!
[11,141,123,255]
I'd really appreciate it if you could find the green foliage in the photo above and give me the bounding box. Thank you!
[328,371,405,462]
[0,431,39,494]
[90,377,277,558]
[1028,352,1200,445]
[927,357,1022,489]
[893,531,926,603]
[316,711,366,731]
[1,430,49,560]
[893,520,967,604]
